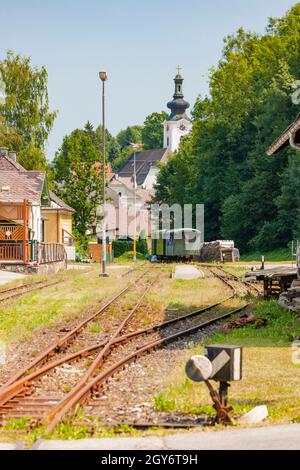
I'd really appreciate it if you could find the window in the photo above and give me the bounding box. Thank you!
[167,137,170,146]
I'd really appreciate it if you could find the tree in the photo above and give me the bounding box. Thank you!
[142,111,168,150]
[116,125,142,150]
[52,128,102,236]
[107,137,121,164]
[0,116,23,150]
[0,50,57,169]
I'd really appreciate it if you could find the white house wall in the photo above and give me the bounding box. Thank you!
[30,204,42,242]
[143,166,159,189]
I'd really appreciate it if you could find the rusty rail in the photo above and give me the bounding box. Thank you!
[0,269,149,390]
[215,265,261,295]
[0,280,63,305]
[45,303,248,433]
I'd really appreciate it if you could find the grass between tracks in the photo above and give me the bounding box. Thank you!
[0,263,135,346]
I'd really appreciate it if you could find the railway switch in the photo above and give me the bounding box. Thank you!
[185,345,243,425]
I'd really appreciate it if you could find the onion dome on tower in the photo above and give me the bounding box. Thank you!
[166,67,191,122]
[163,67,192,153]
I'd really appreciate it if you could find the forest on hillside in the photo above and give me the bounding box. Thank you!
[154,3,300,253]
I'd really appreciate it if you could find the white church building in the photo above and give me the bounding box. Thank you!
[104,69,192,240]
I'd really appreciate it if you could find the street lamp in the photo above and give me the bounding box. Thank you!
[130,142,142,261]
[99,70,109,277]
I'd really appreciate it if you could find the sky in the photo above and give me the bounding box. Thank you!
[0,0,297,159]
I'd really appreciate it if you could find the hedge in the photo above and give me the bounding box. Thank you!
[113,238,148,258]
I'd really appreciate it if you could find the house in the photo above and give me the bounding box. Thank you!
[105,69,192,240]
[0,147,75,271]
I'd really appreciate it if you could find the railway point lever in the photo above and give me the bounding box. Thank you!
[186,344,243,425]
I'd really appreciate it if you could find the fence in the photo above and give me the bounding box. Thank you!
[31,242,66,264]
[0,242,23,261]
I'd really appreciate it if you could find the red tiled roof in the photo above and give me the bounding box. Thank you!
[0,155,26,171]
[0,170,45,203]
[0,155,73,210]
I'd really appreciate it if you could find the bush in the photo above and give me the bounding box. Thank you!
[112,235,148,258]
[137,236,148,255]
[112,240,133,258]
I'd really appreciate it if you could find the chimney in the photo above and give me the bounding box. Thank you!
[8,151,17,162]
[0,147,9,157]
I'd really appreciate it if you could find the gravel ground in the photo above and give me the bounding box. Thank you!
[84,324,219,426]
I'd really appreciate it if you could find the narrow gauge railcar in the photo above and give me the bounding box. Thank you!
[152,228,203,262]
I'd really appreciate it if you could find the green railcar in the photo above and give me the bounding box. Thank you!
[152,228,202,261]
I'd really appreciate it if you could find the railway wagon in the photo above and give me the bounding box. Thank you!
[152,228,203,261]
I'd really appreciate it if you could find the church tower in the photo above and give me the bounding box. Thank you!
[163,67,192,153]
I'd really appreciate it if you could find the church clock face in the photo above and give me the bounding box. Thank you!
[179,124,187,131]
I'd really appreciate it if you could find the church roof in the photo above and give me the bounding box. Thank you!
[116,148,168,186]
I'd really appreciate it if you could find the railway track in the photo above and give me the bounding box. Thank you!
[203,264,262,296]
[0,269,160,421]
[0,265,249,434]
[0,279,65,304]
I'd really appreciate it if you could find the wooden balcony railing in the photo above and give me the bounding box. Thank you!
[0,225,26,241]
[0,242,23,261]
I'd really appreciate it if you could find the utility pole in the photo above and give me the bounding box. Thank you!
[130,143,142,261]
[99,71,109,277]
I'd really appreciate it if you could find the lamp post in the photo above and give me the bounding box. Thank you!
[99,71,109,277]
[130,143,142,261]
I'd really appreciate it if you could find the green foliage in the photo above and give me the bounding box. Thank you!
[112,234,148,258]
[73,226,89,255]
[240,246,293,261]
[112,240,133,258]
[0,50,57,170]
[111,145,133,172]
[137,234,148,255]
[116,125,142,150]
[141,111,168,150]
[211,298,300,345]
[0,115,23,150]
[155,4,300,252]
[52,126,103,236]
